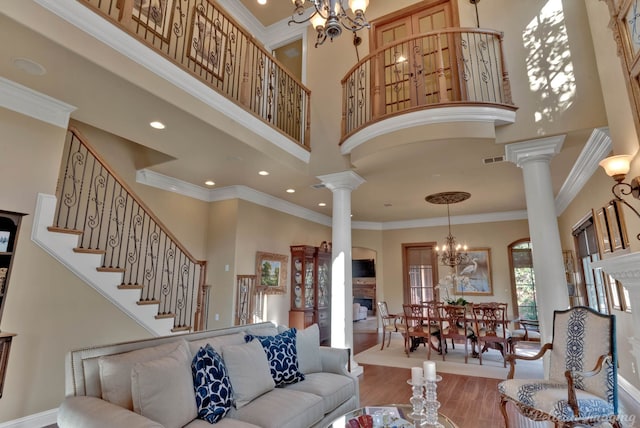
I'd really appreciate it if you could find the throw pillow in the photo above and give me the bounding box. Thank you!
[296,324,323,374]
[192,344,233,423]
[99,339,186,410]
[130,341,197,428]
[221,340,275,408]
[245,328,305,387]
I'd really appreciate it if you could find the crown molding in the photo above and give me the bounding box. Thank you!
[340,106,516,154]
[216,0,267,41]
[555,127,611,215]
[35,0,310,164]
[365,210,529,231]
[0,77,76,128]
[136,169,211,201]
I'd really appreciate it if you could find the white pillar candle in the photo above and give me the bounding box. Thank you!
[411,366,423,384]
[424,360,436,381]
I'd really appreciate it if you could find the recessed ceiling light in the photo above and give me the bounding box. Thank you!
[205,180,215,186]
[286,189,295,193]
[12,57,46,76]
[318,202,327,207]
[258,170,269,176]
[150,121,165,129]
[257,0,266,4]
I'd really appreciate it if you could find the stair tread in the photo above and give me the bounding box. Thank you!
[47,226,83,235]
[73,247,105,254]
[155,313,176,319]
[118,284,143,289]
[97,267,126,272]
[137,299,160,305]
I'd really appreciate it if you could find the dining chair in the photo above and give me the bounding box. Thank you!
[509,318,541,353]
[402,303,440,358]
[439,303,476,363]
[498,306,619,428]
[377,301,406,350]
[471,302,510,367]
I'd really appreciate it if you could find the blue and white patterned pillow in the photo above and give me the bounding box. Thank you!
[191,344,234,423]
[245,328,305,387]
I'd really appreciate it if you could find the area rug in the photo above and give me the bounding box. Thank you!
[355,333,543,380]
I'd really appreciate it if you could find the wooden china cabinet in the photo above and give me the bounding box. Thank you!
[288,245,331,345]
[0,210,25,398]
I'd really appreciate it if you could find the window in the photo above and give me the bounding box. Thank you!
[508,239,538,321]
[402,243,439,304]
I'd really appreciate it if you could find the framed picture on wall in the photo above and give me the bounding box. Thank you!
[453,247,492,296]
[255,251,288,294]
[593,207,612,256]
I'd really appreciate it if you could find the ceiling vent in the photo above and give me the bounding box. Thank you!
[311,183,326,189]
[482,156,505,165]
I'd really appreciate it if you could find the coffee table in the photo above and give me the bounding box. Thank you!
[327,404,458,427]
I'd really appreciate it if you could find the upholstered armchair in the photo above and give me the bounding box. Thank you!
[498,306,619,428]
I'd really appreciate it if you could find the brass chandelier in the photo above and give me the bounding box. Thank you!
[425,191,471,268]
[288,0,370,47]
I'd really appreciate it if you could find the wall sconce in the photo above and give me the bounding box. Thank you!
[599,154,640,223]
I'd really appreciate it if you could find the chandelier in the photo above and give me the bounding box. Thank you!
[425,191,471,268]
[288,0,370,47]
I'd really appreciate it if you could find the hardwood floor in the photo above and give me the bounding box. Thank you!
[353,332,640,428]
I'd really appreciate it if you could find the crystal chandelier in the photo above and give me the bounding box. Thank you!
[289,0,370,47]
[425,191,471,268]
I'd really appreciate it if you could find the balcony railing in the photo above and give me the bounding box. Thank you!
[77,0,311,148]
[341,28,516,142]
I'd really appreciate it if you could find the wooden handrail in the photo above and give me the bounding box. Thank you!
[54,127,207,331]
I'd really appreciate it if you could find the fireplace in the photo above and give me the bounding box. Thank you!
[353,278,376,315]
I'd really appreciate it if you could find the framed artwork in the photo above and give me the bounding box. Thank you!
[256,251,288,294]
[453,247,492,296]
[593,208,612,256]
[562,250,576,296]
[606,201,629,252]
[132,0,174,41]
[0,231,9,252]
[188,8,227,81]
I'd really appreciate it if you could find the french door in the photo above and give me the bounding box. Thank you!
[372,1,460,113]
[402,243,439,304]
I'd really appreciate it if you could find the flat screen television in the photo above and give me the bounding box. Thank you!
[352,259,375,278]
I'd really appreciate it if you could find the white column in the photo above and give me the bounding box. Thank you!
[593,253,640,378]
[318,171,365,375]
[505,136,570,345]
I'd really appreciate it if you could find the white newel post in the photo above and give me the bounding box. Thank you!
[318,171,366,376]
[593,253,640,373]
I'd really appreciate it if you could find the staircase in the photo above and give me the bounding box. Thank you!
[31,128,207,336]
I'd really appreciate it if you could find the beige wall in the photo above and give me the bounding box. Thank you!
[0,108,151,423]
[365,220,530,318]
[558,167,640,390]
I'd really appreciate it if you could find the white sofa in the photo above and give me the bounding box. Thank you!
[57,322,359,428]
[353,303,368,321]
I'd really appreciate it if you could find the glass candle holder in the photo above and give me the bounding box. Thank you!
[406,378,426,423]
[423,375,444,428]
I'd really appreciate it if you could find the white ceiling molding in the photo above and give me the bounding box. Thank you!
[35,0,311,164]
[137,169,332,226]
[554,127,611,216]
[364,210,529,231]
[0,77,76,128]
[340,106,516,154]
[136,169,211,201]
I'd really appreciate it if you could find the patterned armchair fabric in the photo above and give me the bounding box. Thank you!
[498,306,619,428]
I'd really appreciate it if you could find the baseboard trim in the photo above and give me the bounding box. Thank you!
[0,409,57,428]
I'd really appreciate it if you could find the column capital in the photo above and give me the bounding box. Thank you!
[317,171,366,192]
[505,135,566,168]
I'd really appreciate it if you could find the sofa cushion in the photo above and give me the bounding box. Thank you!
[231,387,324,428]
[245,325,280,337]
[192,344,234,423]
[222,340,275,408]
[130,341,197,428]
[99,339,186,410]
[284,372,355,414]
[296,324,322,374]
[188,332,246,357]
[245,328,305,387]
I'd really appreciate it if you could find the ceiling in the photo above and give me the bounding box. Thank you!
[0,1,594,226]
